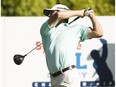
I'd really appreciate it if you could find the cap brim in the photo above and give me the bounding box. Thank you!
[43,9,58,16]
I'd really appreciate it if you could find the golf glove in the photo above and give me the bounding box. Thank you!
[84,7,94,16]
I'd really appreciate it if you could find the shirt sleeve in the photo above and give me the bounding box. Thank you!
[40,20,50,39]
[79,25,89,42]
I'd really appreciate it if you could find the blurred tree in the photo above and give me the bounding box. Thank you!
[1,0,115,16]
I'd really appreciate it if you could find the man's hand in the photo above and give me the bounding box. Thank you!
[83,7,94,17]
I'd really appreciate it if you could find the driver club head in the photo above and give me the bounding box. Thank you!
[13,54,25,65]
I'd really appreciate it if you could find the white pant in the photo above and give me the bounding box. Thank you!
[50,68,81,87]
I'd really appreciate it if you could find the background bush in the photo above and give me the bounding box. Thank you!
[1,0,115,16]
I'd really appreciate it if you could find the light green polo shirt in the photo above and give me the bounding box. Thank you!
[40,20,89,74]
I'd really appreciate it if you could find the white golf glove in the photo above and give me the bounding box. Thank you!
[84,7,94,16]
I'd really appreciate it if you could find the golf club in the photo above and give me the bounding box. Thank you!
[13,16,81,65]
[13,7,93,65]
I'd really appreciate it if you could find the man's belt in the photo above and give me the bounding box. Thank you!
[50,65,76,77]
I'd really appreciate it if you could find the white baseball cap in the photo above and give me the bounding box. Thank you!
[43,4,69,16]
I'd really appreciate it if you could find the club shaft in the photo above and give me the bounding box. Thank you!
[24,17,80,56]
[24,43,43,56]
[69,16,80,24]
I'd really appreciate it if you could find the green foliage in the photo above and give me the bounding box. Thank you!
[1,0,115,16]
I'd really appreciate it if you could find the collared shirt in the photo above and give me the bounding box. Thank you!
[40,20,89,74]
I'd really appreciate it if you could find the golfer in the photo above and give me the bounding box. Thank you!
[40,4,103,87]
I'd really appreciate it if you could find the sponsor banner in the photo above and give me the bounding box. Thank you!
[1,16,115,87]
[32,81,115,87]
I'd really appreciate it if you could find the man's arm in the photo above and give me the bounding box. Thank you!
[48,8,103,39]
[87,13,103,38]
[48,10,84,28]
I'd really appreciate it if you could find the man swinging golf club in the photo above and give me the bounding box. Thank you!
[40,4,103,87]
